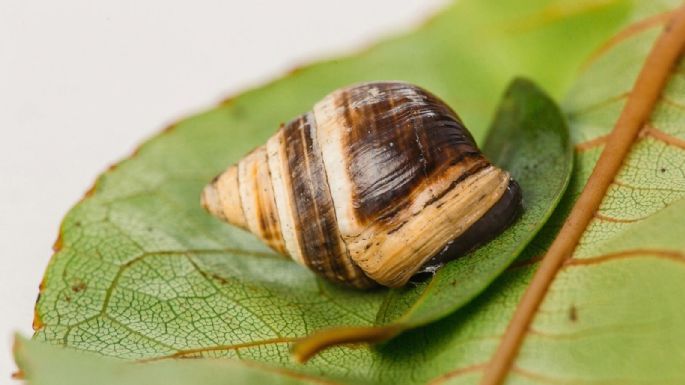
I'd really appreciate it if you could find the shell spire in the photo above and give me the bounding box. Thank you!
[202,81,522,289]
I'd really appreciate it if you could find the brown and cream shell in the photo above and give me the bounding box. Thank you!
[201,82,522,289]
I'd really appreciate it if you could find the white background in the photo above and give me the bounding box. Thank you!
[0,0,447,381]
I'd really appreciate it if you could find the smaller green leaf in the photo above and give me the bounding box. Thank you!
[293,78,573,360]
[13,336,354,385]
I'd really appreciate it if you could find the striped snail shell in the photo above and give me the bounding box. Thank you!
[201,82,522,289]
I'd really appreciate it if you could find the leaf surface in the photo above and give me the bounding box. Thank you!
[22,0,685,384]
[13,336,359,385]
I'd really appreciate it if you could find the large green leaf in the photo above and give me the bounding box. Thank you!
[30,19,573,366]
[13,336,360,385]
[26,76,571,384]
[504,6,685,382]
[21,0,685,384]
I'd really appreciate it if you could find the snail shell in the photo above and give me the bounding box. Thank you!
[201,82,522,289]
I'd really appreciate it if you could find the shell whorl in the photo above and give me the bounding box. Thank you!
[202,82,522,288]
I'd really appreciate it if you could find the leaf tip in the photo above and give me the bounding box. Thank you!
[290,325,403,363]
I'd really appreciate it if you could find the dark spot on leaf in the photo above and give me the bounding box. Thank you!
[32,291,45,330]
[287,65,305,77]
[31,309,44,331]
[210,273,228,285]
[71,280,87,293]
[232,105,246,119]
[52,234,63,252]
[11,370,24,380]
[64,295,71,303]
[130,146,142,157]
[661,168,667,173]
[83,184,97,198]
[569,305,578,322]
[163,123,177,134]
[220,95,236,107]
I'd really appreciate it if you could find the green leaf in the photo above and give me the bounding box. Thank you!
[500,6,685,382]
[22,0,685,384]
[13,336,362,385]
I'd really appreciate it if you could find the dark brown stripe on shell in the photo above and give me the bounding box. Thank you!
[339,82,487,224]
[381,158,491,236]
[284,113,371,286]
[256,160,284,249]
[242,149,284,252]
[235,159,247,224]
[425,158,490,209]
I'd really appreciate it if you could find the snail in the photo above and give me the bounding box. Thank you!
[201,81,522,289]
